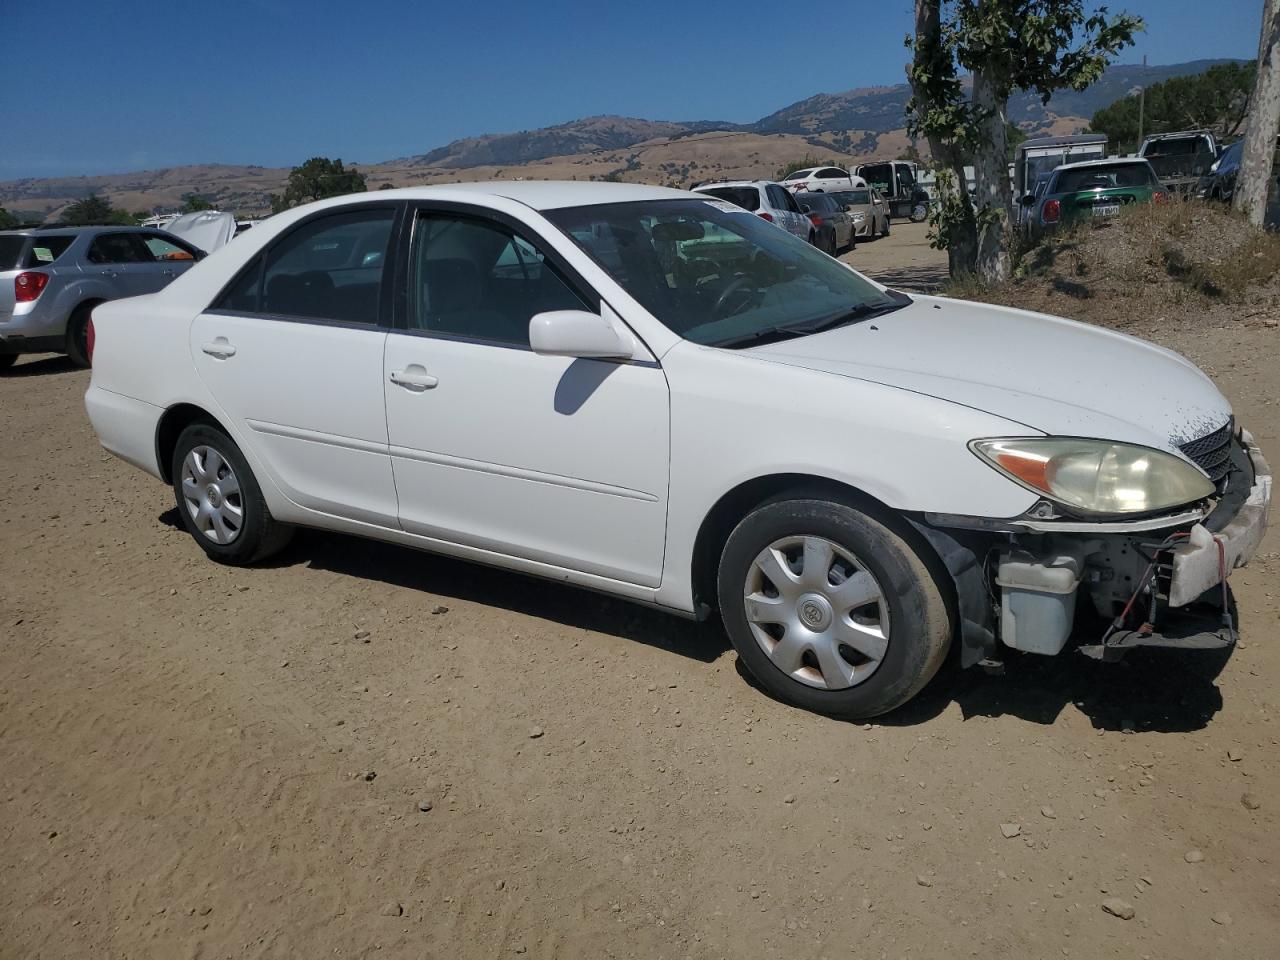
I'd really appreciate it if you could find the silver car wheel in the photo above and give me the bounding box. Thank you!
[180,445,244,545]
[743,535,890,690]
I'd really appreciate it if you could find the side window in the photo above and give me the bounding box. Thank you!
[818,168,846,179]
[24,235,74,267]
[766,185,787,209]
[781,190,802,214]
[258,207,395,324]
[89,233,150,264]
[407,213,589,347]
[215,256,264,313]
[143,234,197,261]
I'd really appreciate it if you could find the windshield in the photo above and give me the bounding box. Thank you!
[698,186,761,212]
[546,198,904,348]
[1055,163,1158,193]
[833,189,872,205]
[0,236,28,270]
[1141,137,1216,179]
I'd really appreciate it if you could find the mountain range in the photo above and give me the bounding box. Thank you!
[0,59,1236,220]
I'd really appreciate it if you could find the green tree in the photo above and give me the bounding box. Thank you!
[269,157,367,214]
[906,0,1141,281]
[180,192,216,213]
[0,207,19,230]
[1090,61,1257,153]
[60,193,136,225]
[377,182,397,190]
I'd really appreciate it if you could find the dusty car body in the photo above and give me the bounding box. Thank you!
[829,186,890,238]
[85,182,1270,718]
[1139,130,1221,195]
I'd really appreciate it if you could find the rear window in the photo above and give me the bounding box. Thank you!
[783,169,816,181]
[24,235,74,267]
[797,194,836,212]
[835,190,871,205]
[1055,163,1158,193]
[699,186,761,212]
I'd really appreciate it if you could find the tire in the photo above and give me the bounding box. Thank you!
[826,233,838,256]
[171,423,293,565]
[807,231,817,247]
[65,303,95,368]
[0,354,16,372]
[717,497,951,719]
[883,216,891,237]
[910,202,927,223]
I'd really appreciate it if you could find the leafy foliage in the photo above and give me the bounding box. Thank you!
[270,157,367,214]
[0,207,20,229]
[180,193,216,214]
[60,193,136,225]
[906,1,1142,280]
[1090,62,1256,153]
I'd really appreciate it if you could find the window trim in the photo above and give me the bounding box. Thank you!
[89,231,152,265]
[206,200,408,330]
[390,200,603,350]
[140,230,202,261]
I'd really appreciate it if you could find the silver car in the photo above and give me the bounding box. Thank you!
[0,226,202,369]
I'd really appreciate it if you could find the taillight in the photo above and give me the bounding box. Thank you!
[808,214,824,226]
[758,212,774,222]
[792,182,808,191]
[15,271,49,303]
[1042,199,1060,224]
[1153,191,1168,204]
[86,315,96,365]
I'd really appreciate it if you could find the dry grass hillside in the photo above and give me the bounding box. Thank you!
[951,200,1280,338]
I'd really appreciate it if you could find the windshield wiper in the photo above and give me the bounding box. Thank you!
[708,291,912,349]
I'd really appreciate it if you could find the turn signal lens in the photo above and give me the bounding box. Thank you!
[971,438,1216,516]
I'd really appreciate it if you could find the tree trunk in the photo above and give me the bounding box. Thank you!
[970,69,1011,283]
[910,0,979,277]
[1235,0,1280,226]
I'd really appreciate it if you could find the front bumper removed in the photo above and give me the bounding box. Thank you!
[921,429,1272,665]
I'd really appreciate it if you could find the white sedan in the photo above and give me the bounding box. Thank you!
[85,182,1271,718]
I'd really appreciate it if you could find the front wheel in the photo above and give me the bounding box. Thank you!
[171,423,293,565]
[910,202,927,223]
[717,498,951,718]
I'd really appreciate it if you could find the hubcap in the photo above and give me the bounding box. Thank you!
[743,535,890,690]
[180,445,243,545]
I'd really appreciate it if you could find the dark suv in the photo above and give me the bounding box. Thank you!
[0,225,202,369]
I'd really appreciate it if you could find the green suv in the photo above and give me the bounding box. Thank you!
[1021,158,1167,235]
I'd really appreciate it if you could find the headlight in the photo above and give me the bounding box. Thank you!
[852,212,866,221]
[970,437,1216,516]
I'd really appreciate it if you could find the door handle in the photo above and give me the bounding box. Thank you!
[100,269,117,278]
[201,338,236,360]
[389,367,438,390]
[161,268,175,277]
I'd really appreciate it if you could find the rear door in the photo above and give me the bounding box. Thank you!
[190,203,402,526]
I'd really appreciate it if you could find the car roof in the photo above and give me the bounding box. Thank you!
[369,180,695,211]
[0,224,153,237]
[1054,157,1150,171]
[692,180,769,190]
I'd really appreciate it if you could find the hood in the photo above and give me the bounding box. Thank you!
[744,295,1230,452]
[163,211,237,255]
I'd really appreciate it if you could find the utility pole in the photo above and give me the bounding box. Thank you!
[1137,54,1146,149]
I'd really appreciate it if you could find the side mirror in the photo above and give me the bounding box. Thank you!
[194,248,208,261]
[529,310,634,360]
[1019,193,1036,206]
[800,204,812,213]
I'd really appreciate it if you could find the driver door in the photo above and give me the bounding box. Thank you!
[382,205,671,587]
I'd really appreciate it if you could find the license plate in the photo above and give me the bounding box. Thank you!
[1093,204,1121,217]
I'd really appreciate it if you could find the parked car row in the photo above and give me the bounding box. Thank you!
[692,176,894,255]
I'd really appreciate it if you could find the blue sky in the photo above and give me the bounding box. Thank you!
[0,0,1263,179]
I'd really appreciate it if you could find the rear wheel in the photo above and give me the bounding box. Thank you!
[65,303,95,368]
[717,498,951,719]
[171,423,293,565]
[883,215,891,237]
[826,233,838,256]
[910,202,927,223]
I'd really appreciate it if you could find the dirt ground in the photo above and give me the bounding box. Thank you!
[2,224,1277,959]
